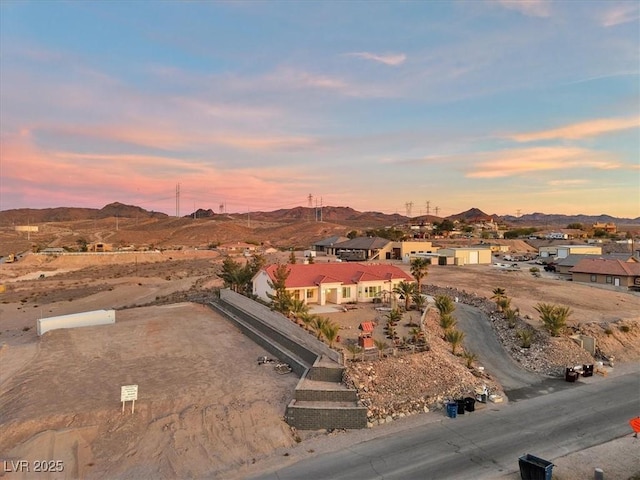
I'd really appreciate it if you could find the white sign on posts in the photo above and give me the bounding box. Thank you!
[121,385,138,414]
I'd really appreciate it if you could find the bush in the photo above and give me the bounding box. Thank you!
[529,267,540,273]
[619,325,630,333]
[604,328,613,335]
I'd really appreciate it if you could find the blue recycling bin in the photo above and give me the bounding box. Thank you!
[518,454,553,480]
[446,402,457,418]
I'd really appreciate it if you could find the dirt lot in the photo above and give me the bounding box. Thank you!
[1,251,638,479]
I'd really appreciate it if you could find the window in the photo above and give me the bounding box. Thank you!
[367,285,381,298]
[306,290,314,299]
[606,276,612,284]
[293,290,301,300]
[342,287,351,298]
[590,275,597,282]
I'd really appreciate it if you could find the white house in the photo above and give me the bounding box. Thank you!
[252,263,415,306]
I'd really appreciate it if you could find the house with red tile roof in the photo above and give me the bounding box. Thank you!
[252,263,415,306]
[570,258,640,289]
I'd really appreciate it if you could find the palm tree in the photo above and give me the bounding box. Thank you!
[410,257,429,292]
[504,307,517,328]
[290,298,308,320]
[496,296,511,313]
[535,303,572,337]
[434,295,455,317]
[409,327,424,344]
[411,291,427,312]
[491,287,507,312]
[311,316,329,340]
[321,321,340,348]
[393,281,417,311]
[439,313,457,331]
[298,312,316,331]
[345,343,363,362]
[385,308,402,326]
[445,329,465,355]
[374,339,389,359]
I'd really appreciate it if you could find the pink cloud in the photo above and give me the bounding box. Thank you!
[345,52,407,66]
[509,117,640,142]
[601,4,640,27]
[492,0,552,18]
[465,147,622,178]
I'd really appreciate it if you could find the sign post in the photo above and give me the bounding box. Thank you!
[121,385,138,414]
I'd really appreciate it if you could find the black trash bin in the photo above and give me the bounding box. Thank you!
[565,367,578,382]
[518,453,553,480]
[464,397,476,412]
[582,364,594,377]
[456,399,465,415]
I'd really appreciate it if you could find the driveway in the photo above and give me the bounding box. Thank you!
[453,303,574,400]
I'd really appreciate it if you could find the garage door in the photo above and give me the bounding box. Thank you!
[469,251,479,264]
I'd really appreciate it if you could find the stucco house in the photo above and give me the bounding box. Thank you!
[436,247,493,265]
[570,258,640,289]
[252,263,415,306]
[555,253,637,276]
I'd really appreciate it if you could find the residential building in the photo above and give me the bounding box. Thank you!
[252,263,414,306]
[570,258,640,289]
[538,244,602,259]
[593,222,617,234]
[555,254,638,275]
[312,235,349,253]
[437,247,493,265]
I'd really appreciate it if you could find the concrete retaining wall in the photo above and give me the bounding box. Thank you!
[37,310,115,336]
[285,402,368,430]
[212,289,366,430]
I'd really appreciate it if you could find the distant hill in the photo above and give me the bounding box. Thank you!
[447,208,496,223]
[0,202,167,225]
[501,212,640,226]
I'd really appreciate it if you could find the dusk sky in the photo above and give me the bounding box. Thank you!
[1,1,639,218]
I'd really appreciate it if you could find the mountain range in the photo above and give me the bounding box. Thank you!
[0,203,638,227]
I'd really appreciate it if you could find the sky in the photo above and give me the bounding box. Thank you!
[1,0,639,218]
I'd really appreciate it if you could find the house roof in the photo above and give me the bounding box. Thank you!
[313,235,349,247]
[261,263,414,288]
[359,321,375,332]
[332,237,391,250]
[557,253,636,268]
[570,258,640,277]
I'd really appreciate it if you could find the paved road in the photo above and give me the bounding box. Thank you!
[252,371,640,480]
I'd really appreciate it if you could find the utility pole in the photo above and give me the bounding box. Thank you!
[426,200,430,217]
[308,194,313,222]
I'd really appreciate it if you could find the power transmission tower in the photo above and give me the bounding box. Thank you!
[308,194,313,221]
[405,201,413,218]
[426,200,430,216]
[219,203,225,214]
[435,206,440,217]
[516,209,521,218]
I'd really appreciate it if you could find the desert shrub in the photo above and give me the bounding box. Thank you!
[517,330,533,348]
[529,267,540,273]
[462,349,477,368]
[619,325,630,333]
[604,328,613,335]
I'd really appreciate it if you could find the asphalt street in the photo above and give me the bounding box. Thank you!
[252,371,639,480]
